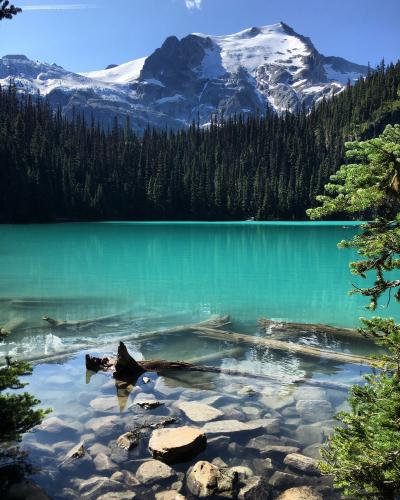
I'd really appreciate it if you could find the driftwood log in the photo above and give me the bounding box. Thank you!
[258,318,362,339]
[194,327,376,367]
[85,341,351,391]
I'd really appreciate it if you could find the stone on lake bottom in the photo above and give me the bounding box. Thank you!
[187,460,235,497]
[202,419,263,435]
[136,459,176,484]
[76,476,126,498]
[149,426,207,464]
[276,485,324,500]
[295,423,324,446]
[97,493,136,500]
[238,476,270,499]
[136,400,164,409]
[94,452,117,472]
[268,471,305,489]
[38,416,78,434]
[155,491,185,500]
[64,441,85,462]
[296,400,333,423]
[283,453,320,475]
[260,445,300,459]
[177,401,224,422]
[89,396,120,412]
[116,431,139,450]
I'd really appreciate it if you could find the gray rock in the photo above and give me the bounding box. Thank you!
[38,416,78,435]
[5,480,50,500]
[238,385,257,396]
[242,406,261,417]
[88,443,109,456]
[136,460,176,484]
[276,486,324,500]
[246,435,282,450]
[238,476,270,499]
[250,458,274,477]
[187,460,236,497]
[296,400,333,423]
[136,400,164,410]
[149,426,207,464]
[226,466,253,481]
[63,441,85,462]
[86,415,122,437]
[250,418,280,434]
[283,453,320,475]
[116,431,140,450]
[89,396,120,412]
[293,387,327,401]
[94,452,118,472]
[76,476,126,498]
[155,491,185,500]
[268,471,305,489]
[260,445,300,460]
[295,423,324,446]
[202,419,263,435]
[177,401,224,422]
[261,395,295,411]
[302,443,323,460]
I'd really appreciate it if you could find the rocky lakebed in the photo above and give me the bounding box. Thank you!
[3,345,354,500]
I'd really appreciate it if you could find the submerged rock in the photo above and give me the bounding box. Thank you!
[177,401,224,422]
[38,416,78,435]
[295,423,324,446]
[94,452,118,472]
[63,441,86,461]
[187,460,236,497]
[268,471,305,489]
[283,453,320,475]
[296,400,333,423]
[149,426,207,463]
[116,431,140,450]
[90,396,120,413]
[202,419,263,435]
[276,485,324,499]
[136,459,176,484]
[76,476,126,498]
[86,415,121,437]
[5,480,50,500]
[260,445,300,460]
[238,476,270,499]
[155,491,185,500]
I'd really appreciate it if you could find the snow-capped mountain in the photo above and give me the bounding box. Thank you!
[0,23,369,132]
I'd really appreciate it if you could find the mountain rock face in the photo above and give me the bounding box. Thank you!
[0,23,368,133]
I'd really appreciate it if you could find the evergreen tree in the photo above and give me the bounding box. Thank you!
[308,125,400,499]
[0,1,21,20]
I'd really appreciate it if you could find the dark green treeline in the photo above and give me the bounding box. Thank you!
[1,61,399,222]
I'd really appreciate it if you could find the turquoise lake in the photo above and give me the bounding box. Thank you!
[0,222,387,498]
[0,221,389,360]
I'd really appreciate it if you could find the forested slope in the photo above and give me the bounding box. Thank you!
[0,61,399,222]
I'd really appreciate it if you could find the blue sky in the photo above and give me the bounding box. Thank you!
[1,0,399,72]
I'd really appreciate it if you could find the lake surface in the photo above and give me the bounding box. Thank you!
[0,222,385,498]
[0,221,387,361]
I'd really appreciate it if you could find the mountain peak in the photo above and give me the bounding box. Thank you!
[1,24,369,133]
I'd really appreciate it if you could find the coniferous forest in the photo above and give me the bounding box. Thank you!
[0,61,399,222]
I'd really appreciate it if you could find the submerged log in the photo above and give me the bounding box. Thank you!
[258,318,361,339]
[194,327,376,367]
[42,311,126,330]
[85,341,351,392]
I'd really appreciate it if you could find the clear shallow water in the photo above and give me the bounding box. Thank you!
[0,222,384,498]
[0,221,389,360]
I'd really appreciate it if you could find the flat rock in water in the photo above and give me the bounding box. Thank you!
[90,396,120,413]
[76,476,126,498]
[260,445,300,459]
[94,452,118,472]
[276,486,324,500]
[284,453,320,475]
[296,400,333,423]
[250,418,280,434]
[86,415,121,437]
[136,459,176,484]
[177,401,224,422]
[261,395,295,411]
[302,443,323,460]
[269,471,305,489]
[149,426,207,464]
[293,387,327,401]
[295,423,324,446]
[38,416,78,434]
[202,419,263,435]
